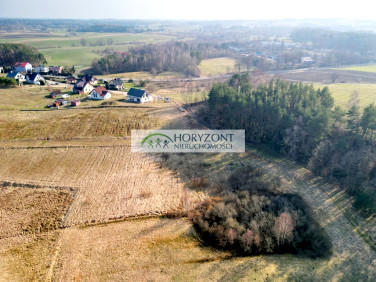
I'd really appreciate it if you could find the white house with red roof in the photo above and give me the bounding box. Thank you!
[14,62,32,72]
[90,86,111,100]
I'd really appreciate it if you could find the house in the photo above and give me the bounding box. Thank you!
[6,71,26,82]
[301,57,316,66]
[71,100,81,106]
[49,66,64,75]
[14,62,32,72]
[49,90,61,98]
[81,74,98,85]
[73,80,94,94]
[65,76,77,84]
[0,66,4,73]
[35,65,49,73]
[26,73,45,85]
[53,100,63,107]
[127,88,153,103]
[108,78,123,90]
[90,86,111,100]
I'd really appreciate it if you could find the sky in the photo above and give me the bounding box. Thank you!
[0,0,375,20]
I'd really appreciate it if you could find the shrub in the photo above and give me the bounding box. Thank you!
[0,76,17,87]
[353,191,376,215]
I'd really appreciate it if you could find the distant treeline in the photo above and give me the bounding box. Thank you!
[74,24,149,33]
[0,19,152,33]
[91,41,233,76]
[291,28,376,55]
[0,43,46,67]
[207,74,376,214]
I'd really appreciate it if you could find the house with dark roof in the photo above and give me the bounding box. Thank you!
[65,76,77,84]
[49,66,64,75]
[26,73,45,85]
[82,74,98,85]
[90,86,111,100]
[73,80,94,94]
[35,65,49,73]
[108,78,123,90]
[127,88,153,103]
[14,62,32,72]
[7,71,26,82]
[49,90,61,98]
[71,100,81,106]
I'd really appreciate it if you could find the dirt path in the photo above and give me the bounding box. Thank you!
[248,152,376,279]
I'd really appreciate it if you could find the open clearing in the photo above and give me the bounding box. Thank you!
[198,57,236,76]
[314,83,376,109]
[339,64,376,73]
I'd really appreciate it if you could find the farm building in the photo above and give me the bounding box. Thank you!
[49,66,64,75]
[108,78,124,90]
[7,71,26,82]
[127,88,153,103]
[90,86,111,100]
[301,57,316,66]
[35,65,49,73]
[71,100,81,106]
[73,81,94,94]
[65,76,77,84]
[26,73,45,85]
[82,74,98,85]
[50,90,61,98]
[53,100,68,107]
[14,62,32,72]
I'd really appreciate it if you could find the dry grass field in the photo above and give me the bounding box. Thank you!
[0,145,204,226]
[1,80,376,280]
[51,217,376,281]
[198,57,236,76]
[314,83,376,109]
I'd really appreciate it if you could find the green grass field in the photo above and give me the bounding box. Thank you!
[315,83,376,109]
[198,57,236,76]
[0,32,176,67]
[338,64,376,73]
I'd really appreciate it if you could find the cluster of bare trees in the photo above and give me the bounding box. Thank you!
[192,166,332,257]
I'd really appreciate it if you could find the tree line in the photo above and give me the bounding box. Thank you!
[291,28,376,55]
[0,43,47,67]
[91,41,233,76]
[206,74,376,214]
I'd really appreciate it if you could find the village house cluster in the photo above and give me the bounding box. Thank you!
[6,62,66,86]
[5,61,154,108]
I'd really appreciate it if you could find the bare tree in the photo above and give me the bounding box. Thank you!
[273,212,294,245]
[80,38,87,46]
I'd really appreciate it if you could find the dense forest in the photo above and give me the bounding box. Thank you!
[192,166,332,257]
[0,43,46,67]
[91,41,232,76]
[207,74,376,214]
